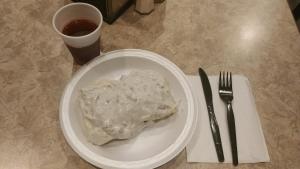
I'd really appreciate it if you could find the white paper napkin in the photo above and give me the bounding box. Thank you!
[186,75,270,163]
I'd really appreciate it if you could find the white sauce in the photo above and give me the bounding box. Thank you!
[79,70,177,145]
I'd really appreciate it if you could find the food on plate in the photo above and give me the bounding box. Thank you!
[79,70,177,145]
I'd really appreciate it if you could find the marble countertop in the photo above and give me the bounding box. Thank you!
[0,0,299,169]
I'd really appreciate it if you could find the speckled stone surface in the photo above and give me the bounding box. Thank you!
[0,0,299,169]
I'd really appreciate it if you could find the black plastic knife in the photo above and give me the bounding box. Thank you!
[198,68,224,162]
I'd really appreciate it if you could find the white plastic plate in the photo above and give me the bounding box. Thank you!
[59,49,198,169]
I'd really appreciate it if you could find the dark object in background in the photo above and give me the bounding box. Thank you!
[72,0,133,24]
[154,0,165,3]
[287,0,300,32]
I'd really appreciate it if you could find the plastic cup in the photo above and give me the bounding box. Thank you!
[52,3,103,65]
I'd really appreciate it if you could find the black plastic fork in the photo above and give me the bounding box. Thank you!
[219,72,238,166]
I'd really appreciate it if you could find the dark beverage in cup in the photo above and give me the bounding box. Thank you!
[52,3,103,65]
[66,38,100,65]
[63,19,98,37]
[62,19,100,65]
